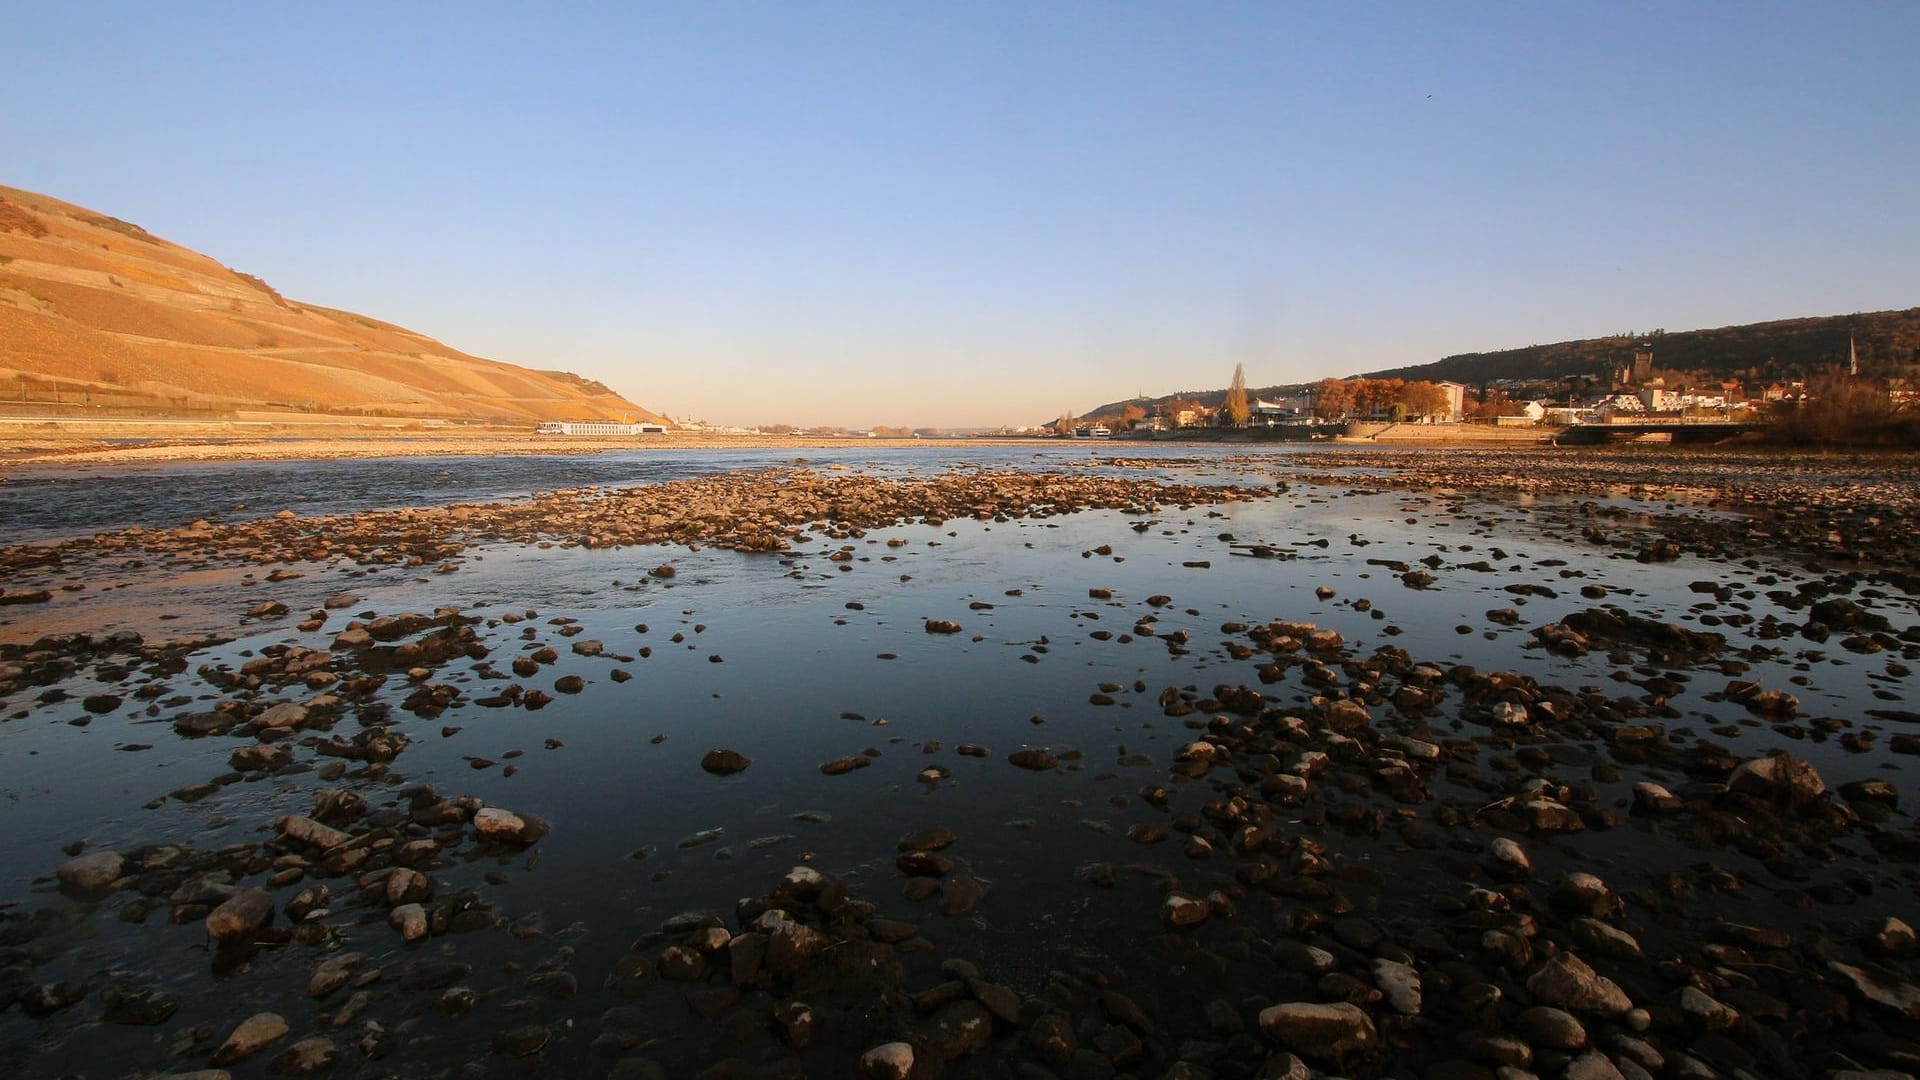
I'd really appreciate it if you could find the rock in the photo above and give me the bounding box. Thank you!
[389,903,428,942]
[1325,698,1372,729]
[1515,796,1585,832]
[701,749,751,775]
[1840,778,1901,806]
[380,866,430,905]
[308,952,364,999]
[255,702,309,728]
[100,986,179,1025]
[205,889,274,942]
[56,850,124,895]
[279,815,349,851]
[1553,873,1623,919]
[1008,748,1060,770]
[1631,782,1682,814]
[1259,1053,1312,1080]
[763,918,828,974]
[1491,700,1531,727]
[1728,753,1826,807]
[938,874,987,916]
[920,1000,993,1057]
[1163,894,1212,928]
[473,807,544,844]
[970,978,1021,1024]
[1527,952,1632,1014]
[20,981,86,1017]
[1829,960,1920,1018]
[273,1037,338,1075]
[1256,1001,1377,1060]
[1372,958,1421,1015]
[1872,916,1917,955]
[492,1024,550,1057]
[1572,918,1643,959]
[1677,986,1740,1030]
[1029,1012,1076,1064]
[1490,837,1531,877]
[772,1000,814,1048]
[1515,1005,1587,1049]
[859,1042,914,1079]
[925,619,963,634]
[782,864,827,894]
[658,945,706,981]
[212,1012,289,1065]
[898,827,956,852]
[1566,1050,1629,1080]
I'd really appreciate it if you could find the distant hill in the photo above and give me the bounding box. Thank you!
[1078,307,1920,420]
[1360,308,1920,386]
[0,185,662,424]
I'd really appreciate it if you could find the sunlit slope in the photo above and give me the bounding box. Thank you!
[0,185,660,422]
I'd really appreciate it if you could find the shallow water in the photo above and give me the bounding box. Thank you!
[1,451,1915,1077]
[0,443,1306,543]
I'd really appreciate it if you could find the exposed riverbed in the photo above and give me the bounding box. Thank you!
[1,446,1916,1080]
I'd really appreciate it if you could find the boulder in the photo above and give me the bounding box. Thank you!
[279,815,349,851]
[205,889,275,942]
[1526,952,1632,1014]
[55,850,124,895]
[1728,753,1825,807]
[1257,1001,1377,1060]
[473,807,543,844]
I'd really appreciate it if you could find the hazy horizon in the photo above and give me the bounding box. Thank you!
[7,3,1917,428]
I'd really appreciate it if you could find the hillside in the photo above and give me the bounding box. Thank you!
[1079,307,1920,420]
[1360,308,1920,386]
[0,185,661,424]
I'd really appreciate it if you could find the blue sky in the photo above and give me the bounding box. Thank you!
[6,3,1916,427]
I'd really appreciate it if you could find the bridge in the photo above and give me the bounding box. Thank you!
[1554,420,1761,445]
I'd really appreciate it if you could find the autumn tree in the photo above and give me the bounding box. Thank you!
[1224,364,1250,427]
[1464,389,1513,421]
[1120,403,1147,429]
[1312,378,1354,419]
[1396,380,1450,419]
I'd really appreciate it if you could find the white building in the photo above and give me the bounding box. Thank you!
[535,420,668,435]
[1435,381,1468,422]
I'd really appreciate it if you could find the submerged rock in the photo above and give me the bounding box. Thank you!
[211,1012,289,1065]
[700,749,751,775]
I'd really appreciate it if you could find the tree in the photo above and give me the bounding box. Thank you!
[1465,389,1513,421]
[1120,403,1147,429]
[1396,380,1449,419]
[1312,378,1354,419]
[1224,364,1250,427]
[1355,378,1404,415]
